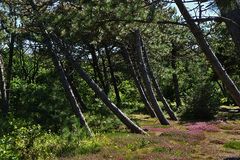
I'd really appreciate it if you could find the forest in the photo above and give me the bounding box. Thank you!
[0,0,240,159]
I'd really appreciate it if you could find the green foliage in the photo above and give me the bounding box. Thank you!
[0,117,43,159]
[224,141,240,150]
[86,113,122,132]
[0,117,108,159]
[181,81,221,121]
[11,76,73,131]
[118,80,139,103]
[1,0,240,158]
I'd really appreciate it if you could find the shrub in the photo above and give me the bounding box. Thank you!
[0,117,108,159]
[181,81,220,121]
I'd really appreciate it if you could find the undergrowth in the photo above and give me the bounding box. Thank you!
[0,116,109,160]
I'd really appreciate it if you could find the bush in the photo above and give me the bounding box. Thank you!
[181,81,220,121]
[0,117,43,160]
[0,117,108,159]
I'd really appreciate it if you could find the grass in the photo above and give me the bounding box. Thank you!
[224,141,240,150]
[60,115,240,160]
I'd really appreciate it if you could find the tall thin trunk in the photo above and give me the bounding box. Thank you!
[64,51,146,134]
[6,33,15,102]
[105,46,121,104]
[121,47,156,117]
[65,66,87,112]
[0,53,9,117]
[101,52,110,95]
[89,45,105,88]
[141,41,178,121]
[175,0,240,106]
[50,50,93,136]
[28,0,93,136]
[133,30,170,125]
[171,45,181,108]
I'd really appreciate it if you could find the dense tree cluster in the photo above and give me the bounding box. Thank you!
[0,1,239,156]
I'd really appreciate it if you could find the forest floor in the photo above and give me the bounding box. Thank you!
[61,114,240,160]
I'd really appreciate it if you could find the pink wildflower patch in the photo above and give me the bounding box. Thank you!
[186,122,219,134]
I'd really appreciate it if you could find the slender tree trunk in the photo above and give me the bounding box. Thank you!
[121,47,156,117]
[216,80,226,97]
[50,50,93,136]
[89,45,105,88]
[6,33,15,102]
[141,41,178,121]
[105,46,121,104]
[101,52,110,95]
[130,46,154,110]
[171,45,181,108]
[65,65,87,112]
[0,53,9,117]
[133,30,169,125]
[175,0,240,106]
[64,51,146,134]
[28,0,93,136]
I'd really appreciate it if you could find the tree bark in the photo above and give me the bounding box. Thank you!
[105,46,121,104]
[6,33,15,103]
[0,52,9,117]
[141,40,178,121]
[49,48,93,136]
[101,51,110,95]
[133,30,170,125]
[89,44,105,89]
[121,47,156,117]
[175,0,240,106]
[64,51,146,134]
[65,65,88,112]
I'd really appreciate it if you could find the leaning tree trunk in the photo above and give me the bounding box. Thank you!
[105,46,121,104]
[65,65,88,112]
[175,0,240,106]
[28,0,93,136]
[51,51,92,136]
[121,47,156,117]
[50,50,93,136]
[133,30,170,125]
[64,50,146,134]
[141,40,178,121]
[0,53,9,117]
[215,0,240,52]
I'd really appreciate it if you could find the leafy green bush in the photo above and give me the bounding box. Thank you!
[0,117,108,159]
[181,82,220,120]
[0,117,43,160]
[11,78,71,132]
